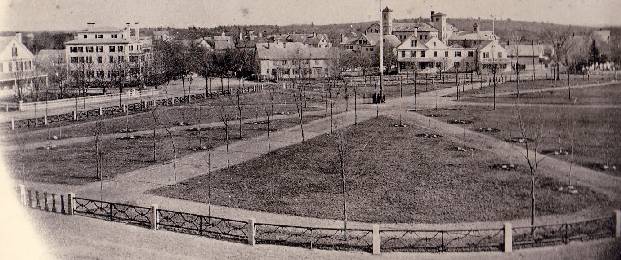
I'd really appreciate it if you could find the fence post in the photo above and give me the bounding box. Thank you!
[11,118,15,130]
[504,222,513,253]
[72,110,77,121]
[247,218,256,246]
[372,224,381,255]
[99,107,103,116]
[67,193,75,215]
[615,210,621,238]
[151,204,158,230]
[44,115,48,125]
[18,184,26,206]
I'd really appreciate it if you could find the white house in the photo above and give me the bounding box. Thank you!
[0,33,46,99]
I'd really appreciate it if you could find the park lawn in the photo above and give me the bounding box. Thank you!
[421,105,621,176]
[5,89,324,145]
[7,114,324,185]
[151,116,610,224]
[448,77,613,99]
[463,83,621,105]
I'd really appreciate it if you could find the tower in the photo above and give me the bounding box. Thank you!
[431,11,447,42]
[382,6,393,35]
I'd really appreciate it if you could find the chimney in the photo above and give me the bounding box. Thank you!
[134,22,140,40]
[431,11,435,17]
[87,22,95,31]
[15,32,22,43]
[473,22,479,33]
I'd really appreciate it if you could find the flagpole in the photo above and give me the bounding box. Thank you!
[378,0,384,103]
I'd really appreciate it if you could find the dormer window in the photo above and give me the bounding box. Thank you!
[12,46,18,57]
[83,35,87,39]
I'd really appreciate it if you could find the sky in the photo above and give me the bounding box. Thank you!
[1,0,620,31]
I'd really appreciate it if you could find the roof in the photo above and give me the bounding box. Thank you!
[392,22,438,32]
[65,38,130,45]
[505,44,550,57]
[256,42,336,60]
[449,31,497,41]
[80,26,122,33]
[0,36,15,52]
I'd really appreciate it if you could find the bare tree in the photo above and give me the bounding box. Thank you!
[334,130,350,238]
[515,105,546,226]
[219,102,233,169]
[236,88,243,139]
[165,129,177,182]
[151,108,159,162]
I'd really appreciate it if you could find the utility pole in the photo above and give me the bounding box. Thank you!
[378,0,384,103]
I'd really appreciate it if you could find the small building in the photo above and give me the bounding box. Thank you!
[340,33,400,55]
[0,33,46,99]
[505,44,553,71]
[256,42,337,80]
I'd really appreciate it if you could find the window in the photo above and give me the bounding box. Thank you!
[109,56,114,63]
[97,71,104,78]
[109,46,116,52]
[433,42,436,47]
[118,46,124,52]
[468,51,474,57]
[412,51,416,57]
[411,40,417,47]
[112,34,118,38]
[483,52,489,58]
[129,45,134,51]
[12,47,18,57]
[77,47,84,52]
[96,46,103,52]
[86,46,94,52]
[130,56,138,62]
[498,52,503,58]
[97,56,103,63]
[419,35,423,40]
[8,62,12,72]
[433,51,438,57]
[455,51,462,57]
[83,35,87,39]
[96,34,103,39]
[465,62,470,68]
[70,47,77,53]
[445,51,449,57]
[86,56,92,63]
[79,57,85,63]
[401,51,406,58]
[454,62,460,68]
[421,51,425,57]
[118,56,124,62]
[70,57,79,63]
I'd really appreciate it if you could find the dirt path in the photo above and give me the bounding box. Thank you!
[472,80,618,98]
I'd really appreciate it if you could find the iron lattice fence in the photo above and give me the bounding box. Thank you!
[255,223,373,251]
[512,217,615,249]
[157,209,248,242]
[73,197,152,227]
[379,228,504,252]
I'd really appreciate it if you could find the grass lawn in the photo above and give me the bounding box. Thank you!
[420,105,621,176]
[448,78,613,99]
[5,90,324,145]
[8,114,323,185]
[463,83,621,105]
[151,116,610,224]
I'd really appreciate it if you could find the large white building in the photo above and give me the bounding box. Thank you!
[0,33,46,99]
[375,7,511,73]
[65,22,152,88]
[256,42,337,80]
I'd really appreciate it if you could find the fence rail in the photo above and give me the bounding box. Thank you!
[5,84,266,130]
[255,223,373,251]
[158,209,248,242]
[15,186,620,255]
[380,228,504,252]
[512,217,615,249]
